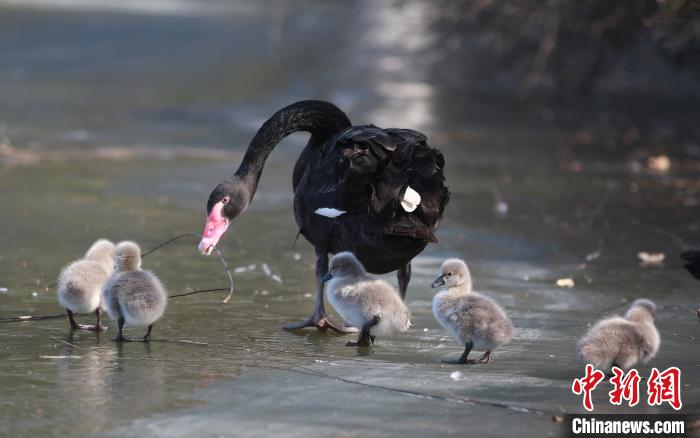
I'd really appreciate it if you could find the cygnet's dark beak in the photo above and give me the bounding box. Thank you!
[321,272,333,283]
[431,274,446,288]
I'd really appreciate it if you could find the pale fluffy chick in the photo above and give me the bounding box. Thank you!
[432,259,513,364]
[577,299,660,371]
[103,241,167,342]
[324,252,411,347]
[57,239,116,331]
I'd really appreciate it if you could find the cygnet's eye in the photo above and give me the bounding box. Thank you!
[446,272,452,277]
[221,196,230,205]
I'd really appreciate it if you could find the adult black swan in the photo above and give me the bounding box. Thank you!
[198,100,449,332]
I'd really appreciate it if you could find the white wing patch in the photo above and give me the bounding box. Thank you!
[401,186,421,212]
[314,208,347,218]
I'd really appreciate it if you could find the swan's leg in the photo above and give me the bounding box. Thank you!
[67,309,81,330]
[143,325,153,342]
[442,340,474,364]
[479,350,491,363]
[346,315,380,347]
[282,249,357,333]
[397,262,412,300]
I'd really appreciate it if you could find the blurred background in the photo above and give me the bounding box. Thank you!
[0,1,698,436]
[1,0,699,152]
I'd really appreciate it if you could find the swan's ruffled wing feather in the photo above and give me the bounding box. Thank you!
[339,126,447,239]
[297,125,448,242]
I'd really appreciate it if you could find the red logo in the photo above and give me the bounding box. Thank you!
[609,367,640,407]
[573,366,683,411]
[647,367,682,410]
[572,364,606,411]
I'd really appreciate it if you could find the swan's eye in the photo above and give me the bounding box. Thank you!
[446,273,452,277]
[221,196,230,205]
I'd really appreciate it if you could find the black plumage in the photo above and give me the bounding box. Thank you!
[681,250,700,281]
[202,100,449,332]
[295,125,448,271]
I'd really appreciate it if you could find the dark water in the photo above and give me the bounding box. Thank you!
[0,1,698,436]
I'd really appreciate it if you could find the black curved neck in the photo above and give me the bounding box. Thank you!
[234,100,351,183]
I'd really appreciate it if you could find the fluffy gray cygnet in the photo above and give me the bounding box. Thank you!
[431,259,513,364]
[103,241,167,342]
[577,299,660,371]
[323,252,411,347]
[57,239,116,331]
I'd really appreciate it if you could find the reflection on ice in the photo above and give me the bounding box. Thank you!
[0,0,256,16]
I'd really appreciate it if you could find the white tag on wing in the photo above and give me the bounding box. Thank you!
[314,208,347,218]
[401,186,421,212]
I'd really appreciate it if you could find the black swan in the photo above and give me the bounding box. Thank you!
[198,100,449,332]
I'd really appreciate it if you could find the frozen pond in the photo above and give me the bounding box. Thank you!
[0,1,698,436]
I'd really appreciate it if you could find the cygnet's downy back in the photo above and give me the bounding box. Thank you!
[84,239,117,272]
[577,298,660,371]
[624,298,656,324]
[115,241,142,272]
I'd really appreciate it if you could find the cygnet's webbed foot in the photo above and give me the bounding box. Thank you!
[441,357,483,365]
[113,317,141,342]
[93,310,107,332]
[441,357,471,365]
[442,341,474,364]
[478,350,491,364]
[67,309,81,330]
[442,355,485,364]
[346,316,378,347]
[283,313,358,334]
[79,324,107,332]
[345,336,372,348]
[142,325,153,342]
[66,310,107,332]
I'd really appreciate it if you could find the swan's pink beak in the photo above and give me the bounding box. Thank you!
[198,202,229,256]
